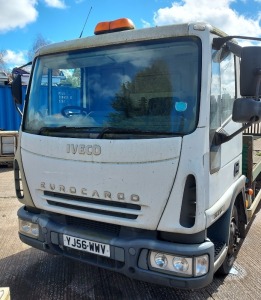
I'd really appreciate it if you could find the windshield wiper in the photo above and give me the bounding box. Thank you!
[38,126,68,135]
[37,126,175,138]
[38,126,101,135]
[97,127,174,139]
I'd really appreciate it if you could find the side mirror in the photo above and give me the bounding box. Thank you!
[232,97,261,123]
[11,74,22,105]
[213,44,261,145]
[214,97,260,145]
[240,46,261,97]
[232,46,261,124]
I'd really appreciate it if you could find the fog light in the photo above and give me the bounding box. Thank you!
[173,257,189,272]
[154,253,168,268]
[19,220,39,238]
[195,255,209,276]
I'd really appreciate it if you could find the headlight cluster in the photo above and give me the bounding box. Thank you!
[150,251,209,277]
[19,219,39,238]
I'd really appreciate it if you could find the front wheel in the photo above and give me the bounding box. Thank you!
[217,205,239,275]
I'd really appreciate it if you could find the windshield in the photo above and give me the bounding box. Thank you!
[24,37,201,139]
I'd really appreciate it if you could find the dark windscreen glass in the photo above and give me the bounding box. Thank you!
[24,38,201,138]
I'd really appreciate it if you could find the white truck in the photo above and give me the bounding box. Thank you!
[11,19,261,289]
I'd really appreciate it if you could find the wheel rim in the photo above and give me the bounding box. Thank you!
[227,209,239,265]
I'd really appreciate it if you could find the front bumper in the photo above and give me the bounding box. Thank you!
[18,206,214,289]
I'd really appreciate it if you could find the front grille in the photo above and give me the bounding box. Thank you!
[64,247,125,269]
[44,191,141,220]
[66,216,121,236]
[213,241,226,259]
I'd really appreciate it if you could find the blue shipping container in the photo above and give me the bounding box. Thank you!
[0,85,26,131]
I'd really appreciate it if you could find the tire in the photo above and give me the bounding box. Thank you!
[217,205,239,275]
[237,200,247,239]
[238,218,246,239]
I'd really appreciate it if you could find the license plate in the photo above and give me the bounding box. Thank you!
[63,234,110,257]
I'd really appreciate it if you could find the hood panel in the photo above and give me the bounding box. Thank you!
[21,133,182,229]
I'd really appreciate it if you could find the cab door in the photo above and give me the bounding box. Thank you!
[209,46,242,207]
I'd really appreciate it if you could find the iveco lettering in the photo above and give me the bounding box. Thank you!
[66,144,101,155]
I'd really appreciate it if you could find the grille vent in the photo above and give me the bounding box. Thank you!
[44,191,141,220]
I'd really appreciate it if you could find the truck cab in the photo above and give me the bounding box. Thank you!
[12,20,261,289]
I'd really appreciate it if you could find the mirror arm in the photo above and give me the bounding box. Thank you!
[14,102,23,117]
[213,36,261,50]
[213,121,254,146]
[226,42,242,58]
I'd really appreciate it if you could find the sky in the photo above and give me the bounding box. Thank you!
[1,0,261,71]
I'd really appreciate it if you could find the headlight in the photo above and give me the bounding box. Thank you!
[150,251,193,276]
[155,253,168,268]
[149,251,209,277]
[172,257,189,272]
[19,219,39,238]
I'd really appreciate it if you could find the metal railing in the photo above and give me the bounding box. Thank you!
[244,123,261,135]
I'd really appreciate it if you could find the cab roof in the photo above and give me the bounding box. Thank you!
[35,22,226,57]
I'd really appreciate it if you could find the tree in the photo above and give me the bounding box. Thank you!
[0,49,7,71]
[27,34,51,61]
[109,59,173,130]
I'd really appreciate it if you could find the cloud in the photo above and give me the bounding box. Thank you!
[3,50,28,71]
[0,0,68,34]
[0,0,38,33]
[153,0,261,37]
[43,0,67,9]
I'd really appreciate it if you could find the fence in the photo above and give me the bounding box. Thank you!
[0,85,25,131]
[244,123,261,136]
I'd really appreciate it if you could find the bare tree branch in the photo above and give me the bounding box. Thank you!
[0,49,7,71]
[27,34,51,61]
